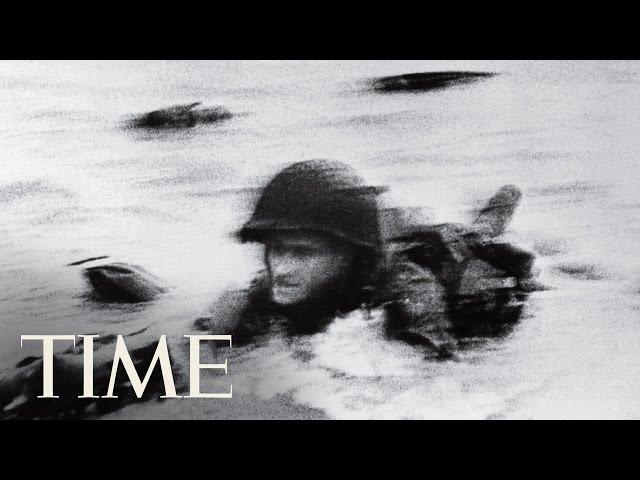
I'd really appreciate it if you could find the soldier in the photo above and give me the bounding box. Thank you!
[195,159,459,355]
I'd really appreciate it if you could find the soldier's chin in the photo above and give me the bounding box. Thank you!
[270,286,304,306]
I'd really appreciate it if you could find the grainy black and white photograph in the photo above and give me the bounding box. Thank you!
[0,60,638,420]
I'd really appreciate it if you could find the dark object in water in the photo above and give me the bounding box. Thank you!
[0,325,169,419]
[82,263,166,303]
[66,255,110,266]
[472,185,521,238]
[127,102,233,129]
[370,71,497,93]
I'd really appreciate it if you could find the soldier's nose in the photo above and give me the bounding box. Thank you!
[273,258,299,275]
[268,252,297,275]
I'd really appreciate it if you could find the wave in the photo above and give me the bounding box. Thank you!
[0,179,74,203]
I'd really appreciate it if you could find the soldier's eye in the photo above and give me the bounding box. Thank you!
[267,245,284,257]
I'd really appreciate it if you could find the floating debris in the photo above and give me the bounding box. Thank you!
[369,71,497,93]
[126,102,233,129]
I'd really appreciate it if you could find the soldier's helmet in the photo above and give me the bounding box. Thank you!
[238,159,385,253]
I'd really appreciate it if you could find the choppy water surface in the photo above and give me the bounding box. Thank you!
[1,60,640,419]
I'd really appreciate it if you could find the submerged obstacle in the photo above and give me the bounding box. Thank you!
[126,102,233,129]
[369,71,497,93]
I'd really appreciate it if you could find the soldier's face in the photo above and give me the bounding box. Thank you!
[263,232,356,306]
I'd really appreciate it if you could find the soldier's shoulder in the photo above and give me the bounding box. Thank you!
[193,275,272,339]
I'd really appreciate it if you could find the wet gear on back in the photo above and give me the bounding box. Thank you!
[387,185,537,339]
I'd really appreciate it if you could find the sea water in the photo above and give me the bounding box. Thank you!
[1,60,640,419]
